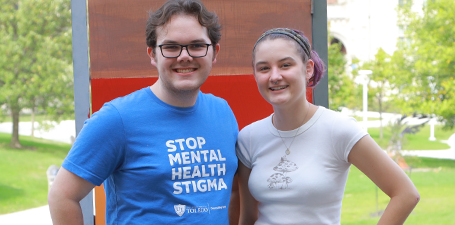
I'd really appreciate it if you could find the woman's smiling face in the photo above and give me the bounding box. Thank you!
[253,38,313,107]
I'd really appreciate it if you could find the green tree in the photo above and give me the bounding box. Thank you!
[0,0,73,148]
[395,0,455,128]
[328,42,360,111]
[360,49,396,139]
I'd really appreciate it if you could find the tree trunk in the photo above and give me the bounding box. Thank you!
[379,111,383,139]
[31,106,35,137]
[378,93,383,140]
[10,105,22,148]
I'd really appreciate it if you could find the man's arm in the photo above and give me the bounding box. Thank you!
[229,173,240,225]
[237,161,258,225]
[48,167,95,225]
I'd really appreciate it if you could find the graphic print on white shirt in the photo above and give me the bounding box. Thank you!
[267,156,298,189]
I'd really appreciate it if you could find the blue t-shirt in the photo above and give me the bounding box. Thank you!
[63,87,239,224]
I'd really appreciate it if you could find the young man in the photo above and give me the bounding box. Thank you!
[48,0,239,224]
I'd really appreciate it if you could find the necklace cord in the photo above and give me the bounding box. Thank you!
[274,101,311,155]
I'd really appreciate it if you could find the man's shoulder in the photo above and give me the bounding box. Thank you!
[199,92,231,109]
[200,92,226,103]
[110,87,149,106]
[93,87,152,118]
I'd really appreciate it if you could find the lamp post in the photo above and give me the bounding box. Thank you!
[429,118,436,141]
[358,70,373,132]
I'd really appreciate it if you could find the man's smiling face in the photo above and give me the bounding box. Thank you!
[148,14,219,96]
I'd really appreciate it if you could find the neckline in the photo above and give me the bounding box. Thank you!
[268,106,325,137]
[145,87,200,112]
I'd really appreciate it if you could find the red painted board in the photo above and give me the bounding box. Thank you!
[91,75,313,130]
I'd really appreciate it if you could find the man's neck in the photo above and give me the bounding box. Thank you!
[150,83,199,108]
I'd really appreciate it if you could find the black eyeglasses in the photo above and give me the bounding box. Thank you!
[157,43,212,58]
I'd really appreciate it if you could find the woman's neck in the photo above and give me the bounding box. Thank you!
[272,100,313,131]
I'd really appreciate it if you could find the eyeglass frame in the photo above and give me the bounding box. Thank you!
[157,43,213,58]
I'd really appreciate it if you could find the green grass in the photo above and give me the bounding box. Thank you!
[368,125,453,150]
[0,133,70,215]
[341,157,455,225]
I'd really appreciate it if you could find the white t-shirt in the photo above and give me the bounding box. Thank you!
[236,107,368,225]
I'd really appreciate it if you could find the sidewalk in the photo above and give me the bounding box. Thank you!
[401,133,455,160]
[0,206,52,225]
[0,120,75,144]
[340,109,455,160]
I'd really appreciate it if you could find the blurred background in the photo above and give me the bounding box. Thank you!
[0,0,454,224]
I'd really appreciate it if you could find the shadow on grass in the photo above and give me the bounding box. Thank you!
[0,133,70,158]
[0,184,24,201]
[404,156,455,169]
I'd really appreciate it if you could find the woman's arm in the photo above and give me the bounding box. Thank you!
[238,160,259,225]
[348,135,420,225]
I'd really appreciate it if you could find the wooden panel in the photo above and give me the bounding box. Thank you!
[94,185,105,225]
[88,0,312,79]
[88,0,313,224]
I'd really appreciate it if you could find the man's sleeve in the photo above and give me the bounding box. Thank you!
[62,103,126,186]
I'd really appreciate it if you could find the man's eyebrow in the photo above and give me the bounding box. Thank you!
[188,39,209,43]
[159,40,178,45]
[159,39,209,45]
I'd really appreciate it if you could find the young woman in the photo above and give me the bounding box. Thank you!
[236,28,419,225]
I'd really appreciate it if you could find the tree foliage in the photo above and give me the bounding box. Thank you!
[395,0,455,128]
[360,49,397,139]
[327,42,360,111]
[0,0,73,148]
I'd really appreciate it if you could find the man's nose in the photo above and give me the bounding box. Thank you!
[177,46,193,62]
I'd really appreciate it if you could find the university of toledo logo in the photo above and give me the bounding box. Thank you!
[174,204,186,217]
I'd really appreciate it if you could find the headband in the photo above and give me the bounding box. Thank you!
[253,28,312,59]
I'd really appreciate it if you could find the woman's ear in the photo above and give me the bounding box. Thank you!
[305,59,315,80]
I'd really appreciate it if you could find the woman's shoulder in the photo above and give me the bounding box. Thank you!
[318,107,357,122]
[238,115,272,137]
[319,107,366,138]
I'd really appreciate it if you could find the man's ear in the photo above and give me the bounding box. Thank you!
[147,47,157,67]
[212,43,220,64]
